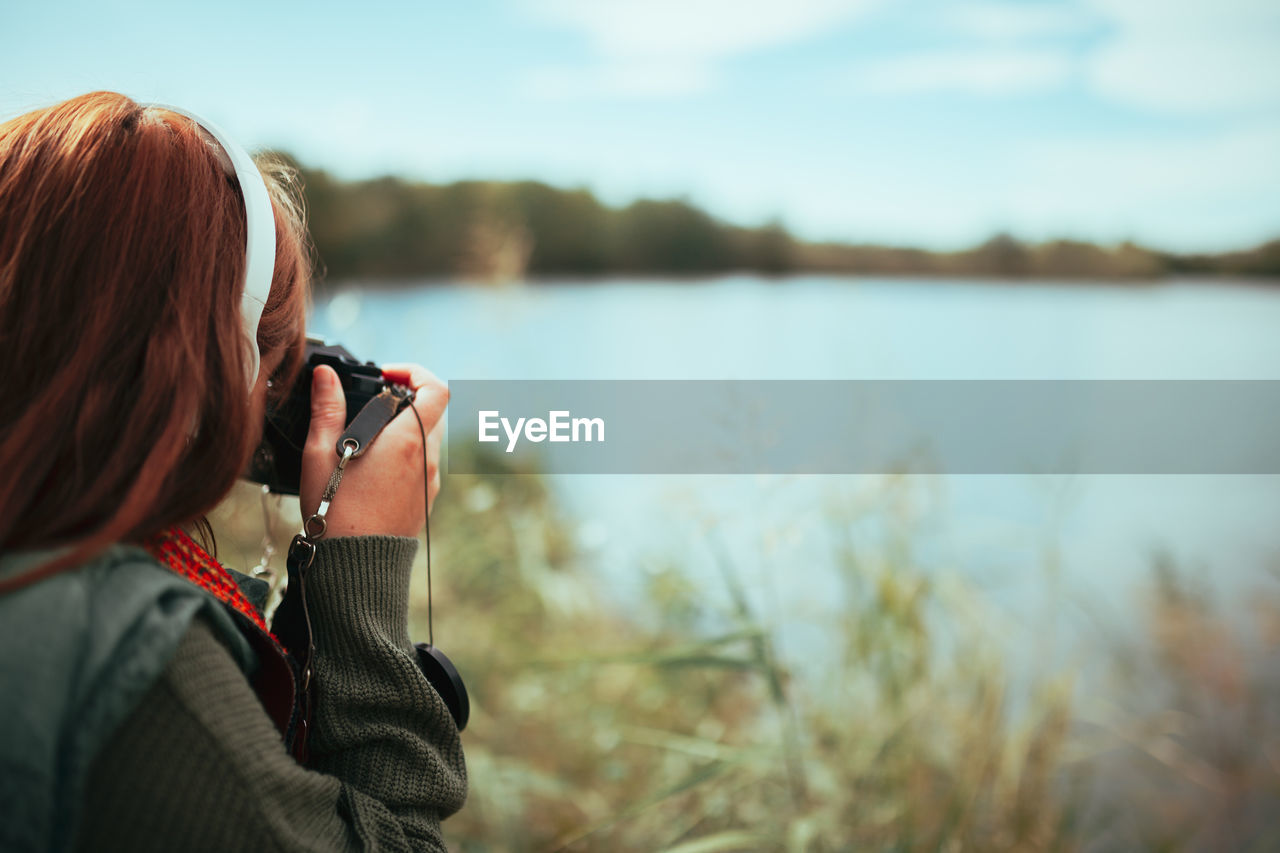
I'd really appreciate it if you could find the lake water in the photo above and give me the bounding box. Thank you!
[309,276,1280,680]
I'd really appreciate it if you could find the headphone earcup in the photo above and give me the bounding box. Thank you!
[414,642,470,731]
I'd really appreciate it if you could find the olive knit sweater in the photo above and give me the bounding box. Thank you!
[0,535,467,853]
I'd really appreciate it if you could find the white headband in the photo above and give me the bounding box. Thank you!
[147,104,276,388]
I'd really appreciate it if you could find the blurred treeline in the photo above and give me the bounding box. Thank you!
[282,157,1280,284]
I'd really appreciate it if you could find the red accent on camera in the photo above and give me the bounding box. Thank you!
[381,367,414,386]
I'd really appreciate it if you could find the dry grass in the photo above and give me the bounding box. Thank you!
[211,462,1280,852]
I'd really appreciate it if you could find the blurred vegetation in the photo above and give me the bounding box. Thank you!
[277,156,1280,285]
[212,459,1280,851]
[1071,558,1280,850]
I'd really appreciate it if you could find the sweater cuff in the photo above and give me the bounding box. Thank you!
[304,535,420,652]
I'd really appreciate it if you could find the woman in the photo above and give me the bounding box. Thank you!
[0,92,465,852]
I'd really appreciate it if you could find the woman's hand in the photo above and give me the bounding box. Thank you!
[299,363,447,539]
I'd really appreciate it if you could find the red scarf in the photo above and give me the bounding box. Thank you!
[143,526,280,647]
[142,525,300,749]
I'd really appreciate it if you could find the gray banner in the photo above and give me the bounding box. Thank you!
[444,380,1280,474]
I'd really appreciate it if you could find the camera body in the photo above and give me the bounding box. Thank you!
[246,337,396,495]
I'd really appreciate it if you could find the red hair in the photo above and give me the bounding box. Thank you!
[0,91,311,588]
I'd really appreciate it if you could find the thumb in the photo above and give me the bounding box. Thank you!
[306,364,347,456]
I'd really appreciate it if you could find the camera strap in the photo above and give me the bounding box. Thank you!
[273,386,414,761]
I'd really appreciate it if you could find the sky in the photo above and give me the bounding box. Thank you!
[3,0,1279,251]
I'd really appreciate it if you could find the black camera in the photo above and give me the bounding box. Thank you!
[246,337,400,495]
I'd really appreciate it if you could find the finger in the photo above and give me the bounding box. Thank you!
[425,428,442,482]
[427,467,442,514]
[305,365,347,455]
[410,380,449,433]
[426,417,443,462]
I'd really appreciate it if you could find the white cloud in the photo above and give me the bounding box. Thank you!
[943,2,1094,42]
[521,0,880,98]
[852,49,1075,97]
[1085,0,1280,112]
[852,1,1280,112]
[529,0,878,60]
[524,62,715,100]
